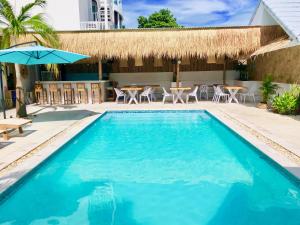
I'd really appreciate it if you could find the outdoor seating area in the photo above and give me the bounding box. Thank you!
[114,83,255,104]
[1,0,300,224]
[35,81,105,105]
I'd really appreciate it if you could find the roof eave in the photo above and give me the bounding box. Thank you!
[260,0,299,42]
[249,1,263,25]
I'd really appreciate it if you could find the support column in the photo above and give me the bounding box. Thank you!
[98,60,103,80]
[223,57,227,85]
[176,60,181,87]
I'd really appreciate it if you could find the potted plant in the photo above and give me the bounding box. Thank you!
[234,61,248,81]
[258,74,279,109]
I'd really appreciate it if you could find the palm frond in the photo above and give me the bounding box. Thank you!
[23,13,59,47]
[0,0,16,25]
[17,0,46,22]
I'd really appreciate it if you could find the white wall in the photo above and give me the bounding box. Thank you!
[8,0,81,31]
[79,0,90,22]
[110,70,239,88]
[181,71,239,84]
[110,72,173,88]
[234,80,295,102]
[250,3,278,26]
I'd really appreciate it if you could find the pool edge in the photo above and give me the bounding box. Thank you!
[0,109,299,202]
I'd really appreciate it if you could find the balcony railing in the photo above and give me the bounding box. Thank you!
[80,21,106,30]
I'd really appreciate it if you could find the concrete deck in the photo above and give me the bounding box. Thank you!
[0,102,300,193]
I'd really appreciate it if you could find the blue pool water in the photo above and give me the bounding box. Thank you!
[0,111,300,225]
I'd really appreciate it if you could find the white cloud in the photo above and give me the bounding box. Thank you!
[123,0,258,28]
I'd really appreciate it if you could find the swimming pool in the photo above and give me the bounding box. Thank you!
[0,110,300,225]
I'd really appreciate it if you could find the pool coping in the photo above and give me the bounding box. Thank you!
[0,112,104,197]
[0,108,299,198]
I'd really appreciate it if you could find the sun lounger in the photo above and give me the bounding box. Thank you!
[0,118,32,140]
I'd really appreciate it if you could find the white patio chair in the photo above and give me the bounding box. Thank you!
[140,88,152,103]
[186,86,199,103]
[240,86,256,103]
[144,86,156,101]
[212,86,218,102]
[199,85,209,100]
[213,86,229,103]
[114,88,127,103]
[162,87,174,104]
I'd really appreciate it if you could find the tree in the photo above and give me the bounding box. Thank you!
[138,9,182,28]
[0,0,59,117]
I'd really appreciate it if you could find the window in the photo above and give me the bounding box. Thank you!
[91,0,98,21]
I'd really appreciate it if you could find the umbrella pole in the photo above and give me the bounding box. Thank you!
[0,67,6,119]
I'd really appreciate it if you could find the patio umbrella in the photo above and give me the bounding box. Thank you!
[0,44,90,118]
[0,45,89,65]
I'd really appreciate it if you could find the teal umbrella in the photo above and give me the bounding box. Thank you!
[0,43,90,118]
[0,45,89,65]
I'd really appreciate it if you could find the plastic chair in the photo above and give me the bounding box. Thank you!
[213,86,229,103]
[240,86,256,103]
[199,85,209,100]
[114,88,127,103]
[186,86,199,103]
[162,87,174,104]
[140,88,152,103]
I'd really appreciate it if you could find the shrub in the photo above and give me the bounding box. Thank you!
[260,75,279,104]
[272,85,300,115]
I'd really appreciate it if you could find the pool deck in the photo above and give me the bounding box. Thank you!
[0,102,300,193]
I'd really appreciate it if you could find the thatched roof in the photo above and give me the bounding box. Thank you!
[17,26,287,61]
[251,37,299,57]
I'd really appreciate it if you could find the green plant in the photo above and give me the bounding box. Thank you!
[259,75,279,104]
[138,9,182,28]
[272,93,298,114]
[234,61,248,81]
[272,85,300,115]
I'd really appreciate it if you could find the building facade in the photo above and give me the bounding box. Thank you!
[8,0,123,31]
[249,0,300,83]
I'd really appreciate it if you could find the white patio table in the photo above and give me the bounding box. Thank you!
[121,87,143,104]
[224,86,244,103]
[170,87,191,104]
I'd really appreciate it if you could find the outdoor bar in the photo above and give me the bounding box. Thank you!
[6,25,285,105]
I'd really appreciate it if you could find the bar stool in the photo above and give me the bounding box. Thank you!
[34,83,48,104]
[76,83,88,104]
[91,83,102,104]
[49,83,62,105]
[63,83,75,104]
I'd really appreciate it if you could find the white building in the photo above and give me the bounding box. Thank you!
[250,0,300,42]
[8,0,123,31]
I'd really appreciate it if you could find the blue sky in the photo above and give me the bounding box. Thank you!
[122,0,259,28]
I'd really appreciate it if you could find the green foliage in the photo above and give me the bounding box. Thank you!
[259,74,279,104]
[0,0,59,48]
[137,9,182,28]
[234,61,248,81]
[272,85,300,115]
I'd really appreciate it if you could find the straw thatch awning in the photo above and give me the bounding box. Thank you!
[251,37,299,57]
[17,26,286,61]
